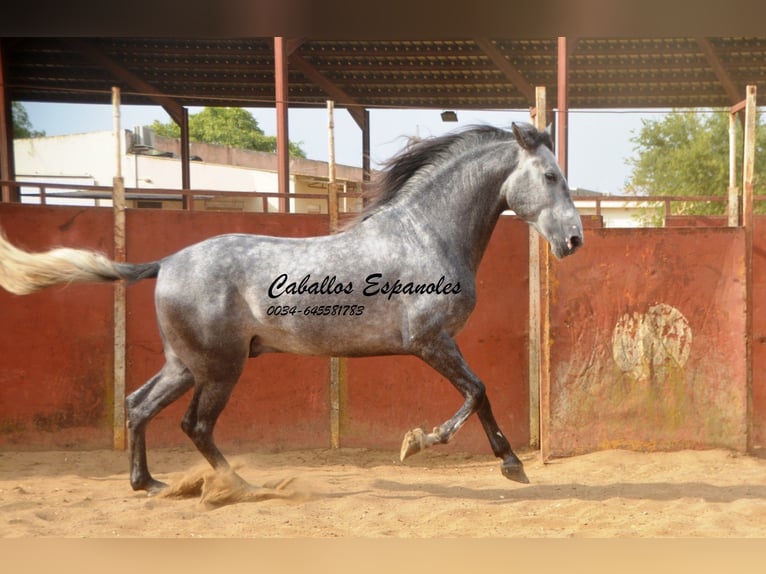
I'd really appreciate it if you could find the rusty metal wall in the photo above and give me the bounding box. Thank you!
[0,205,530,454]
[123,209,334,450]
[342,217,531,453]
[750,219,766,449]
[3,204,765,456]
[0,205,115,448]
[547,227,749,456]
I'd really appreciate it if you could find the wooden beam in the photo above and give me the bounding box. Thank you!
[285,38,306,56]
[63,39,186,126]
[474,38,535,103]
[65,39,193,204]
[288,52,367,129]
[697,38,743,107]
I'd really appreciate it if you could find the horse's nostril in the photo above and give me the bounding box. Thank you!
[569,235,583,251]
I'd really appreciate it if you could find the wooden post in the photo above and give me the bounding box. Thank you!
[327,100,339,232]
[728,106,740,226]
[529,86,548,453]
[742,86,756,231]
[327,100,345,449]
[112,87,127,450]
[743,85,756,451]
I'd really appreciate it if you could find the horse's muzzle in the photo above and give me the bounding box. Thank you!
[567,233,583,254]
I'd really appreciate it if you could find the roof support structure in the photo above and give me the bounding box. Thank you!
[64,39,185,126]
[697,37,744,107]
[274,36,290,212]
[289,52,367,130]
[697,37,746,124]
[287,48,370,186]
[474,37,535,103]
[557,36,569,178]
[0,39,17,202]
[63,39,193,201]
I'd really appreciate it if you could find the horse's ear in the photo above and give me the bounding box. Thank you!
[512,122,539,151]
[512,122,553,151]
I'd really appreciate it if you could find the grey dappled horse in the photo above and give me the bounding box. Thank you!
[0,123,583,493]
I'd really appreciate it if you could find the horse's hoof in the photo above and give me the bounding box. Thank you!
[501,459,530,484]
[143,478,169,496]
[400,428,426,461]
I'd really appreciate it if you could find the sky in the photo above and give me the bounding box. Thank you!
[20,101,669,194]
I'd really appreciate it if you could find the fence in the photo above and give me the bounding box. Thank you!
[1,189,765,457]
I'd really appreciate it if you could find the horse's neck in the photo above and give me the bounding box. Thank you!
[376,159,507,272]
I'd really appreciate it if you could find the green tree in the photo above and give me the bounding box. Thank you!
[151,107,306,158]
[12,102,45,138]
[626,109,766,225]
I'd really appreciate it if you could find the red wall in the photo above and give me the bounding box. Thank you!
[123,209,335,451]
[751,219,766,448]
[0,205,530,456]
[547,227,748,456]
[2,203,765,456]
[0,206,115,448]
[343,217,531,452]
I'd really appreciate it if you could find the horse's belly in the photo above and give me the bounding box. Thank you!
[253,317,408,357]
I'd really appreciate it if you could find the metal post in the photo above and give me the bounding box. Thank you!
[112,87,127,450]
[179,107,190,209]
[362,109,371,183]
[0,39,17,202]
[274,37,290,213]
[557,37,569,178]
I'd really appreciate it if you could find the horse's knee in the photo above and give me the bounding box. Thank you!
[467,382,487,411]
[181,417,212,443]
[180,417,195,439]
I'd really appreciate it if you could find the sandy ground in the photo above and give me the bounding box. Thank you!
[1,446,765,538]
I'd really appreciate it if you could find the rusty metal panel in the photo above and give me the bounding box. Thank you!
[342,217,531,452]
[0,204,114,448]
[124,209,333,450]
[547,227,748,456]
[750,218,766,449]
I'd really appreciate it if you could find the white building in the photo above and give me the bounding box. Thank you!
[14,129,646,227]
[13,129,365,214]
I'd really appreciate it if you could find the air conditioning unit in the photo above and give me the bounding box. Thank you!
[131,126,155,150]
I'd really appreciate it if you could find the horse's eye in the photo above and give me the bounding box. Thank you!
[544,172,558,184]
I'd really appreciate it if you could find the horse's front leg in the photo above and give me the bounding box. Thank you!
[403,332,529,484]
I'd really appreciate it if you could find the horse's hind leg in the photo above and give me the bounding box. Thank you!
[180,350,247,473]
[126,356,195,493]
[403,332,529,483]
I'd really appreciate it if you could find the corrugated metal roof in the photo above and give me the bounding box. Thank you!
[3,37,765,112]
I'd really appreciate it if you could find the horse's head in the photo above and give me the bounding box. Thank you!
[502,122,583,259]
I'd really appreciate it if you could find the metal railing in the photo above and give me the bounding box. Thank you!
[4,180,766,224]
[1,180,365,214]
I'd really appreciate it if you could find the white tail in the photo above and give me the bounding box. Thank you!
[0,229,126,295]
